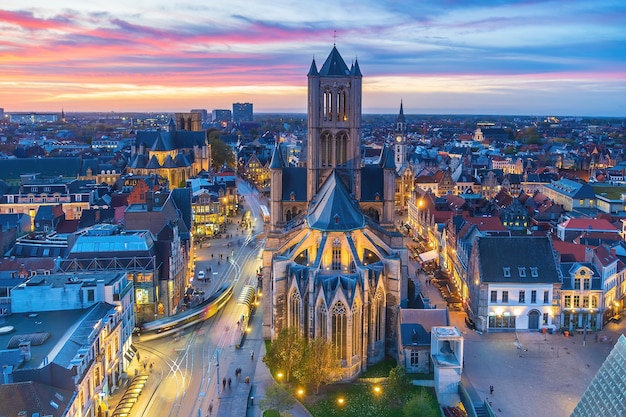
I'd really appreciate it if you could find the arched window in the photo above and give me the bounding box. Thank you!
[352,301,361,359]
[337,88,348,121]
[289,290,301,329]
[321,132,332,167]
[373,293,384,342]
[317,302,328,339]
[323,90,333,121]
[336,132,348,166]
[332,238,341,270]
[286,210,292,222]
[332,301,347,360]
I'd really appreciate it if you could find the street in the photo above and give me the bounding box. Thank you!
[110,180,268,417]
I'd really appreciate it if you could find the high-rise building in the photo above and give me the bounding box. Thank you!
[190,109,208,124]
[211,109,232,124]
[232,102,253,123]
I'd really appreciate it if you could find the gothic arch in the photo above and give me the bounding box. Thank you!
[365,207,380,223]
[331,300,348,361]
[288,287,302,330]
[336,131,348,166]
[316,298,328,339]
[321,131,332,167]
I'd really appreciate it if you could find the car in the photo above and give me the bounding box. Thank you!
[197,270,206,280]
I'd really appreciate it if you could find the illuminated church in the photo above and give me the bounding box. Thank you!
[262,46,408,379]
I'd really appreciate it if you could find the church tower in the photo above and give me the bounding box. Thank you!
[393,101,407,171]
[307,47,363,202]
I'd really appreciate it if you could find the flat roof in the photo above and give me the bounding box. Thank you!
[0,309,88,370]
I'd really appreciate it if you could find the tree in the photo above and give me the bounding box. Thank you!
[403,389,438,417]
[263,327,305,382]
[295,337,342,394]
[387,365,411,402]
[258,384,295,417]
[208,134,235,169]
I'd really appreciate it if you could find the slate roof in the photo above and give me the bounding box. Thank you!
[399,309,449,348]
[559,262,602,290]
[307,171,365,231]
[0,157,82,180]
[281,167,307,201]
[319,46,351,76]
[545,178,596,199]
[477,236,561,283]
[360,165,384,202]
[0,381,73,417]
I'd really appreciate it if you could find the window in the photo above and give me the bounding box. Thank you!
[491,291,497,303]
[564,295,571,308]
[591,296,598,308]
[583,296,589,308]
[502,291,509,303]
[574,278,581,290]
[332,302,347,360]
[87,289,95,302]
[543,313,549,324]
[583,279,590,290]
[317,303,327,339]
[331,239,341,270]
[531,290,537,303]
[289,290,301,329]
[410,350,419,367]
[519,290,525,303]
[518,267,526,277]
[530,267,538,277]
[543,290,549,304]
[573,295,580,307]
[503,267,511,277]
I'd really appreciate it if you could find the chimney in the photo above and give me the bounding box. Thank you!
[19,341,31,361]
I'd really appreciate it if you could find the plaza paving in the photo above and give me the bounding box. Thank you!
[415,257,626,417]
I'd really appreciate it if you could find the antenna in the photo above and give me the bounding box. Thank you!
[333,30,337,46]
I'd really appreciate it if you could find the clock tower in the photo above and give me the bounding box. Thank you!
[394,101,407,171]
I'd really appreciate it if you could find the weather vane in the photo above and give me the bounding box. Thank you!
[333,30,336,46]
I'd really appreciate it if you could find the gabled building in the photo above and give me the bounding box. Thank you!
[467,236,562,332]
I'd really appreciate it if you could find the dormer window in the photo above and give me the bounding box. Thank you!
[503,267,511,277]
[374,193,381,201]
[518,267,526,277]
[530,267,538,277]
[334,214,340,224]
[290,192,296,201]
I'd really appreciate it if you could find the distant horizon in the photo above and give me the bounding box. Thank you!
[1,1,625,117]
[3,109,625,120]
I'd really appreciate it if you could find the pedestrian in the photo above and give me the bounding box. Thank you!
[222,377,226,389]
[208,402,213,415]
[250,350,254,361]
[489,385,494,395]
[228,377,231,389]
[136,352,141,361]
[250,396,254,406]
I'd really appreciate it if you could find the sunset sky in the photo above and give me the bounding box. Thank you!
[1,0,625,116]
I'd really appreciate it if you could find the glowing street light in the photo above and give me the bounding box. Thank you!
[337,397,345,406]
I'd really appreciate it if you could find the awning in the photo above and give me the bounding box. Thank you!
[124,344,137,362]
[418,250,438,262]
[237,285,256,308]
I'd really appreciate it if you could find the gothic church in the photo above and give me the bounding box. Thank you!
[262,46,408,379]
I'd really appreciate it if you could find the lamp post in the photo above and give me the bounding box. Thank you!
[216,349,221,398]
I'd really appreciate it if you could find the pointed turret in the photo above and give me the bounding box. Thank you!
[351,58,362,77]
[307,58,318,76]
[168,118,176,133]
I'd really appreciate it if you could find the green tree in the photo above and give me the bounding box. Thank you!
[295,337,342,394]
[258,384,295,417]
[263,327,305,382]
[208,134,235,169]
[387,365,411,402]
[403,389,438,417]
